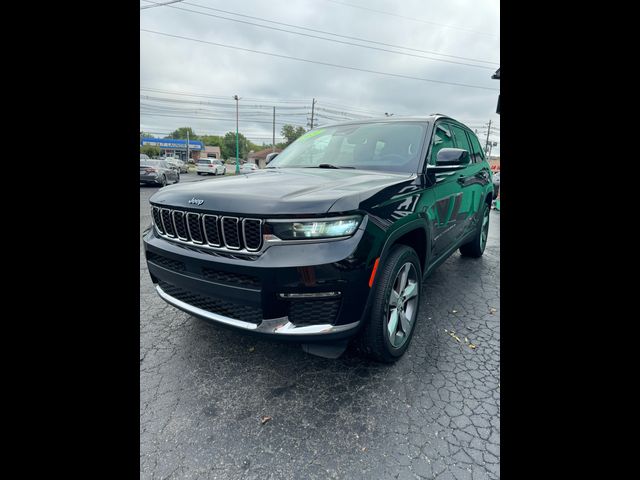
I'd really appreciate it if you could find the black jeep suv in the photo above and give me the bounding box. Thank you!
[143,116,494,362]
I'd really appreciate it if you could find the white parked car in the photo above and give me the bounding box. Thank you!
[196,158,226,176]
[240,162,259,174]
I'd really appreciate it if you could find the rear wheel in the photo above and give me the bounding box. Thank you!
[460,202,490,258]
[361,245,422,363]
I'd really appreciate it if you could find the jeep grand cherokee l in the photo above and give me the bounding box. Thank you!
[143,116,494,362]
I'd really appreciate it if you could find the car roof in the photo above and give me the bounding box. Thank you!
[309,114,469,129]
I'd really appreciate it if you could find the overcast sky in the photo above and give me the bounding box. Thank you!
[140,0,500,155]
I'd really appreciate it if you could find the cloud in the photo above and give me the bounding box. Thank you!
[140,0,500,153]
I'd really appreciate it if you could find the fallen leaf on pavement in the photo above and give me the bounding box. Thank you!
[260,415,272,425]
[468,343,477,350]
[489,308,497,314]
[451,310,458,314]
[249,346,255,352]
[447,331,461,343]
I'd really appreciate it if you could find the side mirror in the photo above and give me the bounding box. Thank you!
[265,153,278,164]
[436,148,470,167]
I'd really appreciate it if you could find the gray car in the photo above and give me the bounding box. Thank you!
[140,159,180,187]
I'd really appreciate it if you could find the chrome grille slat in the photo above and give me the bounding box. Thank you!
[172,211,189,241]
[161,208,176,238]
[152,207,263,254]
[242,218,263,252]
[221,216,241,250]
[186,212,204,244]
[202,214,221,246]
[151,207,164,235]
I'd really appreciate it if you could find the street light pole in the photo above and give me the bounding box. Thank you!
[233,95,240,174]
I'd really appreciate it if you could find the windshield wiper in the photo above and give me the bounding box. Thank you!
[308,164,355,169]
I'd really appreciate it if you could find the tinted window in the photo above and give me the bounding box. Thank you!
[467,132,486,163]
[429,123,455,164]
[269,122,426,173]
[198,159,211,165]
[451,125,471,154]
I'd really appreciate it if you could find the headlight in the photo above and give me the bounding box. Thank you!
[268,215,362,240]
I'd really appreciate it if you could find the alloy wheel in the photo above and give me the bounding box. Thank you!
[387,262,419,348]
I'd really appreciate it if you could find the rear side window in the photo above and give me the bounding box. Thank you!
[467,132,486,163]
[429,123,455,164]
[451,125,472,153]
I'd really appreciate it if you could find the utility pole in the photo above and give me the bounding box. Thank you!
[186,129,189,163]
[484,119,492,154]
[233,95,240,174]
[309,98,316,129]
[272,106,276,153]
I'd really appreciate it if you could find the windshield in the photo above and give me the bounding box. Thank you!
[268,122,427,173]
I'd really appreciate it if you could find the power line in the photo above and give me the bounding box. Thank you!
[141,87,390,116]
[140,0,183,10]
[322,0,497,38]
[140,111,307,126]
[140,29,500,92]
[154,1,499,65]
[141,87,312,105]
[140,94,309,110]
[140,0,494,70]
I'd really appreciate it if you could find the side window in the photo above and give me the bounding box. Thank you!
[451,125,471,153]
[429,123,455,164]
[467,132,486,163]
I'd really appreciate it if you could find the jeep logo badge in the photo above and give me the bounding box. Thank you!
[188,197,204,206]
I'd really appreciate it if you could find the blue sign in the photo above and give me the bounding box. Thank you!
[141,137,204,150]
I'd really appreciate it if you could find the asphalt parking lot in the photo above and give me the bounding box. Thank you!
[140,173,500,480]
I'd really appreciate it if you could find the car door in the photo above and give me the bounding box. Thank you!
[426,121,466,258]
[161,161,176,181]
[450,125,491,240]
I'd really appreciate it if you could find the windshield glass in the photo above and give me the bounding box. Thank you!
[269,122,427,173]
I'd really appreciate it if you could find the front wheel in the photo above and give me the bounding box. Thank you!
[159,175,167,187]
[459,202,490,258]
[361,245,422,363]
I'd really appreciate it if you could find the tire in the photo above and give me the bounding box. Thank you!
[459,201,490,258]
[174,174,180,183]
[361,245,422,363]
[159,175,167,187]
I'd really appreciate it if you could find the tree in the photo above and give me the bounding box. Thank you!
[168,127,197,139]
[140,145,160,157]
[200,135,224,147]
[222,131,250,160]
[281,124,307,146]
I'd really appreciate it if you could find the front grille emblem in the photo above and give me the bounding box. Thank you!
[188,197,204,205]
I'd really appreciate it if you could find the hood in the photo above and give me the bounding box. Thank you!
[149,168,415,215]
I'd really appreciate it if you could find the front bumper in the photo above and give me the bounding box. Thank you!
[143,224,374,342]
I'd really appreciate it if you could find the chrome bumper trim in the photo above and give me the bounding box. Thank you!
[155,285,359,335]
